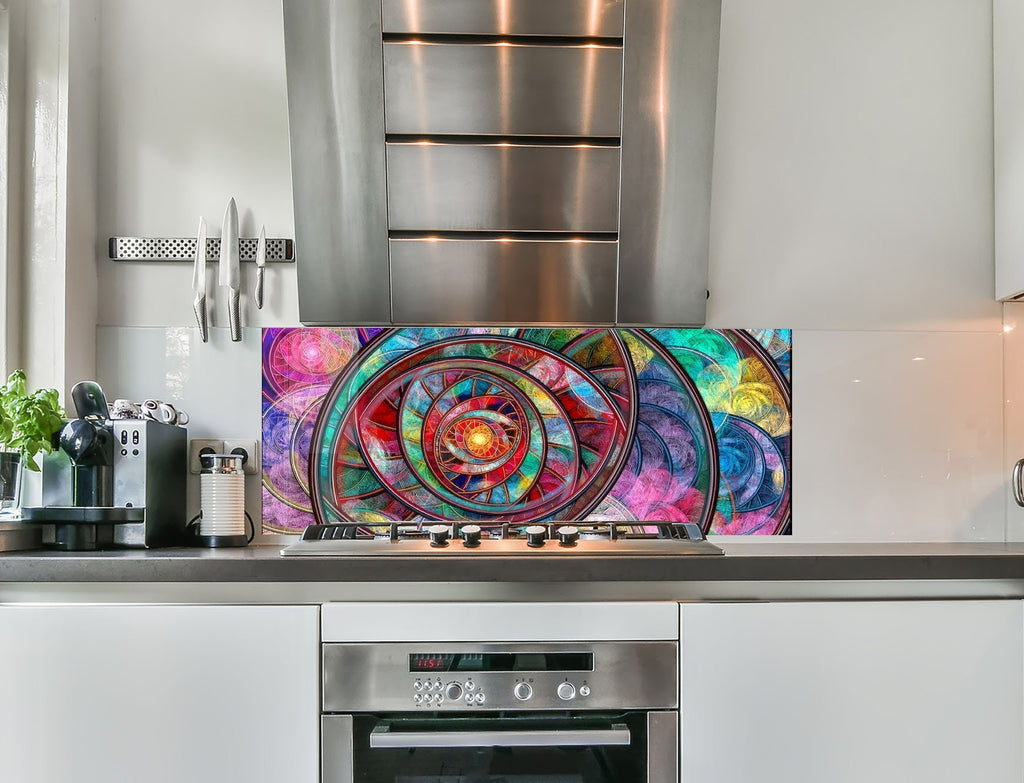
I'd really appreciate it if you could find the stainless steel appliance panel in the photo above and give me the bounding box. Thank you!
[382,0,625,37]
[647,712,679,782]
[384,42,623,137]
[322,642,678,713]
[386,143,621,231]
[283,0,392,325]
[368,724,632,748]
[322,715,354,783]
[617,0,721,325]
[390,239,617,324]
[111,420,187,547]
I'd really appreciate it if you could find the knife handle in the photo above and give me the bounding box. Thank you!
[254,266,265,310]
[229,289,241,342]
[193,294,209,343]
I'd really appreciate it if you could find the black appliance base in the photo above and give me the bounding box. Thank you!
[20,507,146,551]
[20,506,145,523]
[192,533,249,548]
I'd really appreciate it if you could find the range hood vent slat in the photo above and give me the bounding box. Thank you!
[381,0,626,38]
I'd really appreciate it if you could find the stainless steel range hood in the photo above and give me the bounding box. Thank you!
[284,0,721,326]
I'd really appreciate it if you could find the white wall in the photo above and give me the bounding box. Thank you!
[92,0,1005,541]
[96,0,297,328]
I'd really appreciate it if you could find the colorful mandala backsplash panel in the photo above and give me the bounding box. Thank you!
[261,328,792,535]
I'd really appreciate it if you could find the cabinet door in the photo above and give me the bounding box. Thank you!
[0,605,319,783]
[680,601,1023,783]
[996,0,1024,299]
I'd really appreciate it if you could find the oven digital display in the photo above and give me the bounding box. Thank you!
[409,652,594,673]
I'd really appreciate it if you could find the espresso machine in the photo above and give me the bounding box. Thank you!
[22,381,187,550]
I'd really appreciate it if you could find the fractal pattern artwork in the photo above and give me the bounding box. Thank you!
[262,328,791,536]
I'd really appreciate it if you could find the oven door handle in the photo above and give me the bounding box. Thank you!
[369,723,632,749]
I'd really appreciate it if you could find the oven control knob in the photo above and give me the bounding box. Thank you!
[461,524,482,548]
[525,525,547,547]
[427,524,450,547]
[556,525,579,547]
[445,682,464,701]
[579,685,591,697]
[514,682,533,701]
[557,682,576,701]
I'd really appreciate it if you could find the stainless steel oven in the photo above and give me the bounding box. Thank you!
[321,641,678,782]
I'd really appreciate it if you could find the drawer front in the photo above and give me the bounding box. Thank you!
[386,143,621,232]
[384,42,623,137]
[382,0,625,37]
[390,239,617,323]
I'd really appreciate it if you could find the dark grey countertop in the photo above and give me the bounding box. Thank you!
[3,541,1024,583]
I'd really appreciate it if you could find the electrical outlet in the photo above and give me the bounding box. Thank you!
[189,439,224,474]
[222,438,261,475]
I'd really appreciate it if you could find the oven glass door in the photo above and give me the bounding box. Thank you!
[324,712,673,783]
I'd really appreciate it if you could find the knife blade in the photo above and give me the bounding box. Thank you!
[192,217,209,342]
[219,197,241,342]
[254,224,266,310]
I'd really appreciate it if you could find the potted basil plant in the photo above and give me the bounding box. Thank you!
[0,370,65,514]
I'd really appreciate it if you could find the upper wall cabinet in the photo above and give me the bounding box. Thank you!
[284,0,721,326]
[996,0,1024,300]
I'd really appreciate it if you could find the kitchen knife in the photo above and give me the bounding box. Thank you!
[254,224,266,310]
[219,197,241,342]
[192,217,209,342]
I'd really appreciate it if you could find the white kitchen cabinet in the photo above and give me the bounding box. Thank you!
[996,0,1024,299]
[679,601,1023,783]
[0,604,319,783]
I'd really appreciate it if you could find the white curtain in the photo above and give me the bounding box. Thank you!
[0,0,100,402]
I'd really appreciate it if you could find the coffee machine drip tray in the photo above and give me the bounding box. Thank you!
[20,506,146,551]
[21,507,145,523]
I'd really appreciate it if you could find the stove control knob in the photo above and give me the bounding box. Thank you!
[445,682,464,701]
[525,525,547,548]
[556,525,579,547]
[461,524,482,548]
[514,682,533,701]
[557,682,576,701]
[427,524,450,547]
[579,685,591,697]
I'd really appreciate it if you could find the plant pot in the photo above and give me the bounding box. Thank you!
[0,451,23,517]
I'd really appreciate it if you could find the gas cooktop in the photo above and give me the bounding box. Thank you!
[280,521,724,557]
